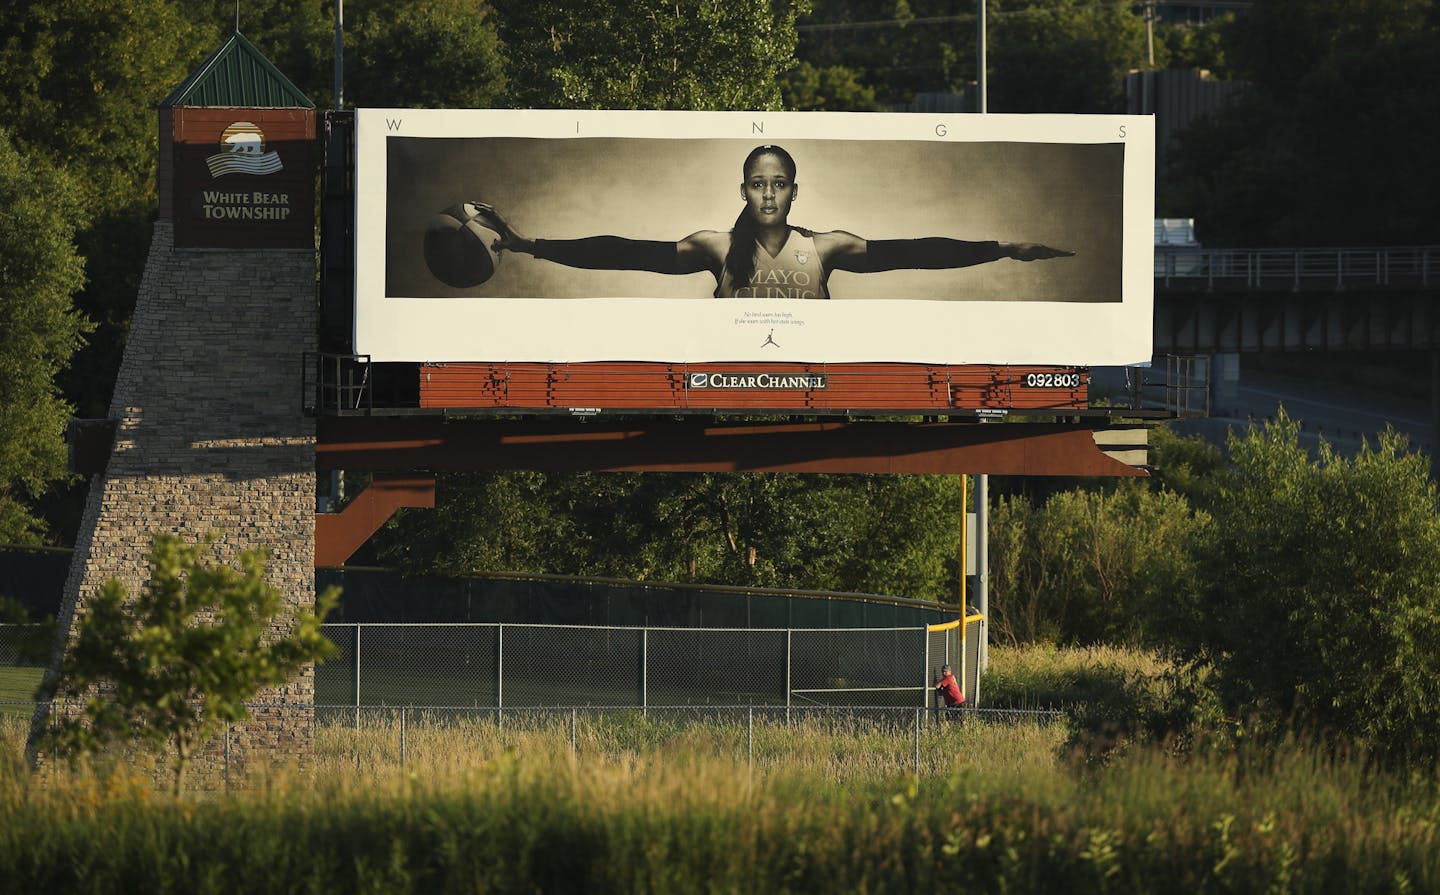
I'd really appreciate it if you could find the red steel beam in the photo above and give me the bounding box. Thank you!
[317,418,1144,477]
[314,473,437,566]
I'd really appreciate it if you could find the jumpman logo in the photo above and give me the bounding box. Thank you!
[761,329,779,348]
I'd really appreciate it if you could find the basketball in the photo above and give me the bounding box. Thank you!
[424,204,501,288]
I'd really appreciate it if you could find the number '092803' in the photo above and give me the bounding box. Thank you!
[1023,372,1082,389]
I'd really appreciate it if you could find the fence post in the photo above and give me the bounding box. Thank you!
[642,627,648,718]
[354,624,362,729]
[913,708,921,779]
[785,629,792,725]
[497,623,504,729]
[748,706,754,768]
[224,720,231,793]
[922,625,930,711]
[400,706,407,770]
[570,707,577,756]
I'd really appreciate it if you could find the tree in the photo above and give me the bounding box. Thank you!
[1162,410,1440,767]
[1145,424,1226,509]
[494,0,806,109]
[798,0,979,108]
[0,0,214,426]
[988,483,1206,646]
[187,0,507,110]
[0,129,91,543]
[375,471,968,601]
[782,61,880,110]
[1168,0,1440,245]
[41,535,339,793]
[988,0,1147,113]
[347,0,507,108]
[1153,15,1231,74]
[0,0,211,213]
[798,0,1151,112]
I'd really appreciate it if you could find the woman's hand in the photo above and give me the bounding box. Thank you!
[467,202,534,255]
[1005,242,1074,261]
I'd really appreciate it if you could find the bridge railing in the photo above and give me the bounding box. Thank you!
[1156,246,1439,290]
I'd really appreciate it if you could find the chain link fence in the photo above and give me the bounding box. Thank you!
[315,622,962,720]
[6,618,1063,785]
[1,621,977,721]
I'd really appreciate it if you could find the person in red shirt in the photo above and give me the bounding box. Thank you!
[935,664,966,711]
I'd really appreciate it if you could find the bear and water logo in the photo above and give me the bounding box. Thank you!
[205,122,283,178]
[197,121,292,223]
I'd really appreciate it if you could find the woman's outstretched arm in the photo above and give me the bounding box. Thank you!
[473,203,721,275]
[815,230,1073,273]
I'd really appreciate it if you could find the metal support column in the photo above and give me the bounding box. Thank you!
[922,624,931,710]
[977,473,989,679]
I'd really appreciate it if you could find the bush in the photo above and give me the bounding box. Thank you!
[989,484,1207,646]
[1162,410,1440,767]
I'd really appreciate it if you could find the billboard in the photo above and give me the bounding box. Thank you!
[355,109,1153,365]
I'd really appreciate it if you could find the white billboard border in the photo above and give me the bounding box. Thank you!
[354,109,1154,367]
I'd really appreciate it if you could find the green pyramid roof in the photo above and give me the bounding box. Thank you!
[162,31,314,108]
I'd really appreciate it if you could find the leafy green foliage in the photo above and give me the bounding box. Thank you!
[987,0,1147,113]
[0,1,215,427]
[494,0,805,109]
[799,0,1163,111]
[1152,14,1231,74]
[346,0,506,108]
[1145,424,1226,508]
[0,130,91,543]
[782,62,880,110]
[1169,0,1440,244]
[988,483,1206,646]
[798,0,977,107]
[42,536,338,793]
[375,471,965,601]
[1162,410,1440,767]
[0,0,211,212]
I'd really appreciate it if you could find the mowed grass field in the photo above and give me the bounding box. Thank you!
[0,666,42,715]
[1,645,1437,893]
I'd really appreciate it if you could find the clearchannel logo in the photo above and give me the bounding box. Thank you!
[688,372,828,389]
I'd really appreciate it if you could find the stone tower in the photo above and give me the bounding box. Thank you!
[27,33,320,777]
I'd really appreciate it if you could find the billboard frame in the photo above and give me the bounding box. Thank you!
[353,109,1154,372]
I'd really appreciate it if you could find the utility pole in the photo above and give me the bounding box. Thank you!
[334,0,345,109]
[1144,1,1156,68]
[975,0,990,674]
[976,0,987,114]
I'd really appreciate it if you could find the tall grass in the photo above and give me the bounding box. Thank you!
[2,646,1438,892]
[983,643,1170,709]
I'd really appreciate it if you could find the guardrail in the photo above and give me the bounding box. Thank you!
[1155,246,1439,290]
